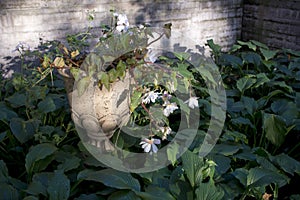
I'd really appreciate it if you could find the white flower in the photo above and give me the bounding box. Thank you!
[14,42,30,53]
[140,138,161,153]
[184,97,199,109]
[163,102,178,117]
[161,91,172,103]
[159,126,172,140]
[142,91,160,104]
[116,14,129,32]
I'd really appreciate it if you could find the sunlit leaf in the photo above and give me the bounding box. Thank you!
[195,181,224,200]
[236,76,256,93]
[238,41,257,51]
[260,48,277,61]
[53,57,65,68]
[247,167,289,188]
[76,76,91,96]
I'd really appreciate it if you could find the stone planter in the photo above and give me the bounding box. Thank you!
[58,67,133,152]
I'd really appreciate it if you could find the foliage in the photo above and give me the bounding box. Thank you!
[0,12,300,200]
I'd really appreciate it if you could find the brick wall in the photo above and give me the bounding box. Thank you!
[0,0,243,60]
[242,0,300,50]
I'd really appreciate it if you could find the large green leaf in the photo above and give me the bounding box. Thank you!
[136,185,175,200]
[25,143,57,173]
[10,118,40,143]
[247,167,289,188]
[181,150,204,187]
[25,172,53,196]
[108,190,141,200]
[38,97,56,113]
[271,99,298,124]
[270,153,300,175]
[231,168,248,186]
[77,169,140,192]
[0,182,20,200]
[5,93,27,108]
[0,160,8,181]
[195,181,224,200]
[241,52,261,67]
[47,170,70,200]
[263,113,294,146]
[0,102,18,121]
[236,76,256,93]
[55,151,81,172]
[238,41,257,51]
[260,48,277,61]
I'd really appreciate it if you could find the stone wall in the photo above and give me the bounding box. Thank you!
[0,0,243,60]
[242,0,300,50]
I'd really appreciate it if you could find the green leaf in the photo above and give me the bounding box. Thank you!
[78,169,140,192]
[136,185,175,200]
[47,170,70,200]
[270,153,300,175]
[241,52,261,66]
[0,102,18,121]
[10,118,40,143]
[247,167,289,188]
[108,190,140,200]
[236,76,256,93]
[25,143,57,173]
[238,41,257,51]
[173,52,191,61]
[5,93,27,108]
[231,168,248,186]
[220,54,243,68]
[250,40,269,49]
[271,99,298,124]
[25,172,53,196]
[167,142,180,166]
[253,73,270,88]
[130,90,142,112]
[0,183,20,200]
[55,151,81,172]
[97,72,110,90]
[76,76,91,96]
[268,81,293,93]
[181,150,203,187]
[206,39,221,54]
[195,181,224,200]
[229,44,242,52]
[231,117,254,128]
[263,113,293,147]
[260,48,277,61]
[38,97,56,113]
[211,144,240,156]
[0,160,9,181]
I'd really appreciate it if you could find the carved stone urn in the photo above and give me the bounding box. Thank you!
[58,60,134,152]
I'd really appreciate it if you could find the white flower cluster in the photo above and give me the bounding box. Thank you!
[140,89,199,154]
[113,12,129,32]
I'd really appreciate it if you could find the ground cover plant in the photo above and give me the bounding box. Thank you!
[1,12,300,200]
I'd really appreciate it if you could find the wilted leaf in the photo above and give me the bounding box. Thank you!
[71,50,80,58]
[53,57,65,68]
